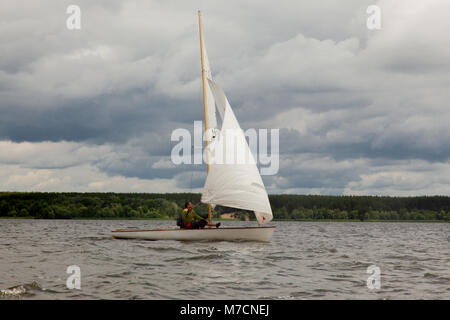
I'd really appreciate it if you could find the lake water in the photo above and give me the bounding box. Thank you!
[0,220,449,299]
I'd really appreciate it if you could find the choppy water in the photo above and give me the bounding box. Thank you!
[0,220,449,299]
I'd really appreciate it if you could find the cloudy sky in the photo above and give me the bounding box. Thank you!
[1,0,449,195]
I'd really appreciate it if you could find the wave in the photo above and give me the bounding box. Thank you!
[0,281,42,298]
[165,253,223,262]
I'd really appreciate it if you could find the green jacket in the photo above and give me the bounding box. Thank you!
[182,208,204,223]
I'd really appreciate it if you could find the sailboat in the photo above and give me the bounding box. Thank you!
[112,11,275,242]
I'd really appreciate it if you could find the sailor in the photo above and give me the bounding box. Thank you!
[179,201,207,229]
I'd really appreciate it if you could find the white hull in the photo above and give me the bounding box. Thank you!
[112,226,276,242]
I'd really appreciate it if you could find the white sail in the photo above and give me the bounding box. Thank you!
[201,79,273,224]
[200,32,219,140]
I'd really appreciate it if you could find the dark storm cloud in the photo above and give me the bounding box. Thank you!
[1,0,450,195]
[0,89,200,148]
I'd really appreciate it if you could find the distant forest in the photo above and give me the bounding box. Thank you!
[0,192,449,221]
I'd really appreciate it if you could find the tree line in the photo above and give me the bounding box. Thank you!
[0,192,449,221]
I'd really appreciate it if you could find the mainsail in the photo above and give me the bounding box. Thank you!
[201,79,273,225]
[199,23,220,142]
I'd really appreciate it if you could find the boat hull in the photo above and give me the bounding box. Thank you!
[112,226,276,242]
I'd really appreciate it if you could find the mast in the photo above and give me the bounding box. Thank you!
[198,10,213,225]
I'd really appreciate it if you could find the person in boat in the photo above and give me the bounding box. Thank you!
[178,201,208,229]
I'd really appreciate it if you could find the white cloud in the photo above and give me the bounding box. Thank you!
[344,161,450,196]
[0,140,185,192]
[0,163,181,193]
[0,140,113,168]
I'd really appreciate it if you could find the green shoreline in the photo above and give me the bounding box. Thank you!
[2,192,449,221]
[1,216,447,223]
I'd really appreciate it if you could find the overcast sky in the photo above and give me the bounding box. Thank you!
[1,0,449,195]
